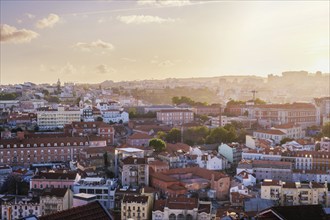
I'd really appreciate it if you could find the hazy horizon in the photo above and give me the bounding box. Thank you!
[1,0,329,84]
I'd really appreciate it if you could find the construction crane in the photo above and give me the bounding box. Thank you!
[250,90,258,101]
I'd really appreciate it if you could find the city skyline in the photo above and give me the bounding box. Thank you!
[1,0,329,84]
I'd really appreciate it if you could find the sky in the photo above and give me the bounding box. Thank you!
[0,0,329,84]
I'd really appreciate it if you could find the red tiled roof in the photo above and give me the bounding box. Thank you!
[128,132,152,140]
[39,201,111,220]
[122,195,149,203]
[41,188,68,197]
[254,129,286,135]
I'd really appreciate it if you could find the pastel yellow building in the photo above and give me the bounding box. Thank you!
[261,179,328,206]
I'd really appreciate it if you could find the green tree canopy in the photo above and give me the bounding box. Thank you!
[149,138,166,152]
[322,122,330,138]
[166,128,181,143]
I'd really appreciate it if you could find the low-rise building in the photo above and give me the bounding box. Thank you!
[121,195,151,220]
[119,157,149,187]
[218,143,242,165]
[37,106,81,130]
[126,133,152,147]
[30,172,80,190]
[40,188,73,216]
[156,109,194,125]
[261,179,328,206]
[0,195,41,220]
[72,177,117,209]
[150,167,230,200]
[152,197,211,220]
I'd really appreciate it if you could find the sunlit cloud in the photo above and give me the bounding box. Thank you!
[60,62,77,75]
[122,57,137,62]
[36,13,60,29]
[26,13,36,19]
[96,64,116,74]
[0,24,39,44]
[137,0,191,7]
[117,15,176,24]
[73,39,114,51]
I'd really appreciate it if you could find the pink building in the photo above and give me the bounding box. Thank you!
[126,132,152,146]
[30,172,80,190]
[157,109,194,125]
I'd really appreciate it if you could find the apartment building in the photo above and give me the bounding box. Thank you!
[156,109,194,125]
[64,121,115,145]
[73,177,117,209]
[30,172,80,190]
[40,188,73,216]
[0,135,92,166]
[152,198,212,220]
[119,157,149,187]
[253,103,318,128]
[218,143,242,164]
[0,195,41,220]
[150,167,230,200]
[121,195,151,220]
[261,179,328,206]
[192,105,221,116]
[126,133,152,147]
[37,106,81,130]
[237,160,293,182]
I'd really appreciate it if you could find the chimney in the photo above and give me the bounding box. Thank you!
[17,131,25,141]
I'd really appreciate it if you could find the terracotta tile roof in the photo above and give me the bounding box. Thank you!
[167,184,186,191]
[163,167,228,181]
[258,205,327,220]
[33,172,77,180]
[122,195,149,203]
[255,103,316,110]
[41,188,68,197]
[148,160,168,166]
[158,109,193,113]
[261,180,281,186]
[198,203,211,214]
[127,132,152,140]
[166,197,198,210]
[273,123,299,129]
[39,201,111,220]
[153,199,166,211]
[150,172,178,182]
[254,129,286,135]
[121,156,147,165]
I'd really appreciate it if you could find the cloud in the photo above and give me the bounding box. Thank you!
[137,0,191,7]
[0,24,39,44]
[117,15,175,24]
[96,64,116,74]
[158,60,175,67]
[60,63,76,75]
[36,13,60,29]
[121,57,137,62]
[26,13,36,19]
[74,39,114,52]
[17,19,23,24]
[151,58,175,67]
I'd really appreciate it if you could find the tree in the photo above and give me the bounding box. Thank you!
[103,152,109,167]
[156,131,167,141]
[205,127,229,144]
[166,128,181,143]
[280,138,294,145]
[96,116,103,122]
[322,122,330,138]
[149,138,166,152]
